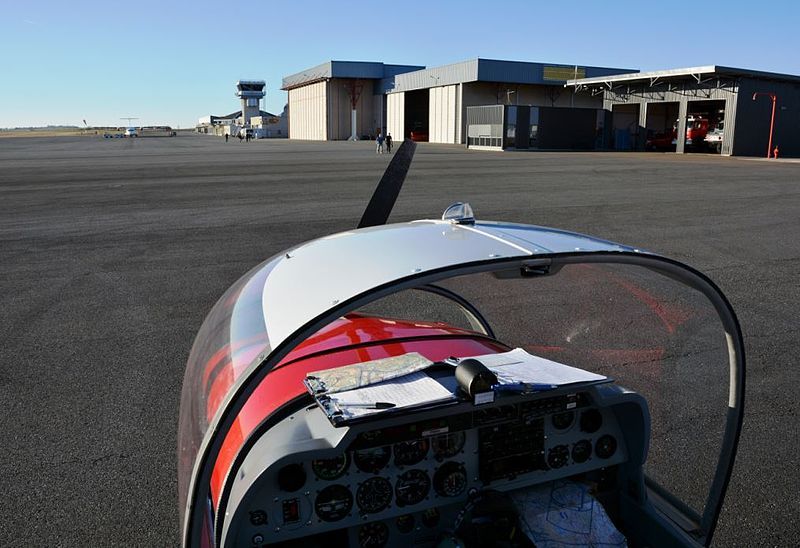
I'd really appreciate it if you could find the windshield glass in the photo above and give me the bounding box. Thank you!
[177,255,278,525]
[437,262,731,516]
[179,253,740,545]
[355,285,494,335]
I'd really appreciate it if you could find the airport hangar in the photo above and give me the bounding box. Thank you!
[281,59,635,144]
[283,59,800,156]
[566,65,800,157]
[282,61,425,141]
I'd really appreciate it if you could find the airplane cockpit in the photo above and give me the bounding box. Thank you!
[177,206,744,548]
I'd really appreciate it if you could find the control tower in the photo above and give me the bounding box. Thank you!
[236,80,266,126]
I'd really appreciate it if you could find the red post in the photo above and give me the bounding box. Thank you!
[767,94,777,159]
[752,92,778,158]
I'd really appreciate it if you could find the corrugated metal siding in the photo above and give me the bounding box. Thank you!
[330,61,387,79]
[477,60,630,84]
[600,78,741,153]
[283,61,423,90]
[734,77,800,157]
[458,82,600,143]
[455,85,462,144]
[387,93,405,142]
[392,60,479,93]
[466,105,504,126]
[391,59,636,93]
[466,105,504,148]
[288,81,327,140]
[477,60,542,84]
[462,81,583,108]
[543,66,586,81]
[327,79,375,140]
[429,85,459,143]
[283,62,333,90]
[371,94,385,137]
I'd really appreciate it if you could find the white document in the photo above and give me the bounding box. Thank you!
[467,348,607,386]
[329,371,456,419]
[306,352,434,394]
[511,480,627,547]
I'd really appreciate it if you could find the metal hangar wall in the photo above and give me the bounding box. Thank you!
[386,59,637,145]
[568,66,800,157]
[281,61,424,141]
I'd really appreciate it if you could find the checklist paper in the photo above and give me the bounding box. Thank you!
[328,371,456,420]
[478,348,608,387]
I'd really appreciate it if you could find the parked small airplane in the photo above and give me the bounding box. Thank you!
[178,141,745,547]
[122,117,138,137]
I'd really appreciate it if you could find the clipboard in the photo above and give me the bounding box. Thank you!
[305,368,458,427]
[304,352,435,395]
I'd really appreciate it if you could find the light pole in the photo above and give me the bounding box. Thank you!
[752,92,777,158]
[505,89,516,105]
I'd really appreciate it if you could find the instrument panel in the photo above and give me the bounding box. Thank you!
[224,387,641,548]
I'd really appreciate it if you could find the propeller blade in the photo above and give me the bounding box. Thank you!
[357,139,417,229]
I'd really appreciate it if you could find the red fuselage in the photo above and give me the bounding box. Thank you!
[204,314,508,507]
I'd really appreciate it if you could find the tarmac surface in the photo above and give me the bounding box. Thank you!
[1,134,798,546]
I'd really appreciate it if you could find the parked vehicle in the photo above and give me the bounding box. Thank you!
[673,115,709,148]
[646,130,675,151]
[409,123,429,142]
[704,120,724,153]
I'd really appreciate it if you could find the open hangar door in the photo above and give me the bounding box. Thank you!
[683,100,726,153]
[645,103,679,152]
[404,89,430,141]
[611,104,639,150]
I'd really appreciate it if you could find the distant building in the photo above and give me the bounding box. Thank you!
[250,105,289,138]
[281,61,425,140]
[197,80,288,138]
[282,59,634,143]
[282,58,800,157]
[567,65,800,156]
[236,80,266,126]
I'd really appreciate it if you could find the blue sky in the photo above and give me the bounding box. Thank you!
[2,0,798,128]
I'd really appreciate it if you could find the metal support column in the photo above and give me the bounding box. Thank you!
[602,109,613,150]
[675,99,688,154]
[637,102,648,151]
[721,97,734,155]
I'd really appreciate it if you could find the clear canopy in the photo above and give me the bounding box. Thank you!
[178,231,743,547]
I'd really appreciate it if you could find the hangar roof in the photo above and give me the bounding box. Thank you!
[388,58,636,93]
[565,65,800,89]
[281,61,425,92]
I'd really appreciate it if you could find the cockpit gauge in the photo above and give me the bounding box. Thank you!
[311,454,350,481]
[421,507,440,528]
[354,446,392,473]
[277,463,306,492]
[580,409,603,433]
[314,484,353,522]
[571,439,592,463]
[551,410,575,431]
[431,431,466,460]
[356,476,393,514]
[395,514,415,534]
[433,461,467,497]
[395,469,431,507]
[393,439,429,466]
[358,521,389,548]
[547,444,570,469]
[595,435,618,459]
